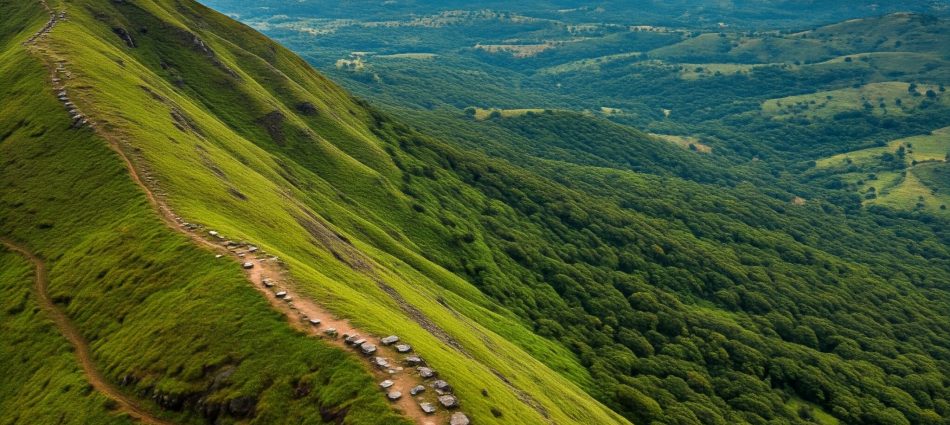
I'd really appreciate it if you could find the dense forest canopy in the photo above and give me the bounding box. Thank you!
[193,1,950,424]
[3,0,950,424]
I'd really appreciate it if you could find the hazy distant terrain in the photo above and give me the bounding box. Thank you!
[3,1,950,424]
[206,0,950,27]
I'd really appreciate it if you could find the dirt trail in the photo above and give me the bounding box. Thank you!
[0,238,173,425]
[20,1,457,423]
[241,254,446,425]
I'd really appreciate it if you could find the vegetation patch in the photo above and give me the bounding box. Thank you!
[649,133,713,153]
[763,82,948,119]
[468,107,550,120]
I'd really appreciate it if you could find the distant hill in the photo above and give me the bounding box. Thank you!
[204,0,950,27]
[3,1,950,425]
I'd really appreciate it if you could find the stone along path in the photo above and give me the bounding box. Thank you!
[0,238,173,425]
[21,1,469,423]
[193,231,468,425]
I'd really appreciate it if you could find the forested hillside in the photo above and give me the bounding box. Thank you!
[206,0,947,27]
[202,1,950,424]
[2,0,950,424]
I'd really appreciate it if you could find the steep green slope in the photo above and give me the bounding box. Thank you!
[172,3,950,423]
[0,4,414,425]
[0,249,135,425]
[0,0,628,424]
[4,1,950,425]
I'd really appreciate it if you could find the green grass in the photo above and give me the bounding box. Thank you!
[0,250,136,425]
[649,133,712,153]
[763,82,948,120]
[0,3,411,424]
[815,127,950,214]
[870,168,950,214]
[0,0,630,424]
[817,127,950,168]
[376,53,438,60]
[785,398,840,425]
[535,52,642,76]
[472,107,550,120]
[677,63,767,80]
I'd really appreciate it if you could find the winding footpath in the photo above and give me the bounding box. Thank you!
[19,1,460,423]
[0,239,172,425]
[11,2,170,423]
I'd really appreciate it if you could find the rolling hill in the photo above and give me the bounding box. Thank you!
[203,0,948,28]
[0,0,627,424]
[3,1,950,425]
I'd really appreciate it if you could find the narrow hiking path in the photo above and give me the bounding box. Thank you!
[239,247,449,425]
[0,238,173,425]
[22,0,60,46]
[21,1,460,423]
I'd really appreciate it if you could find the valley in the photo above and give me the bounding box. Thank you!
[1,0,950,424]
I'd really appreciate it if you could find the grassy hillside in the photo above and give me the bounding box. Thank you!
[763,82,949,119]
[811,127,950,214]
[0,0,627,424]
[0,250,136,425]
[0,3,414,424]
[5,1,950,425]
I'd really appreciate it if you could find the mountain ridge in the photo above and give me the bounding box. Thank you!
[0,0,629,423]
[3,0,950,424]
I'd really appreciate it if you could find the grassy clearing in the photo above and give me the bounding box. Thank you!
[869,168,950,213]
[649,133,712,153]
[818,126,950,168]
[472,107,549,120]
[536,52,641,75]
[678,62,766,80]
[475,43,558,58]
[785,398,840,425]
[763,82,948,119]
[815,127,950,214]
